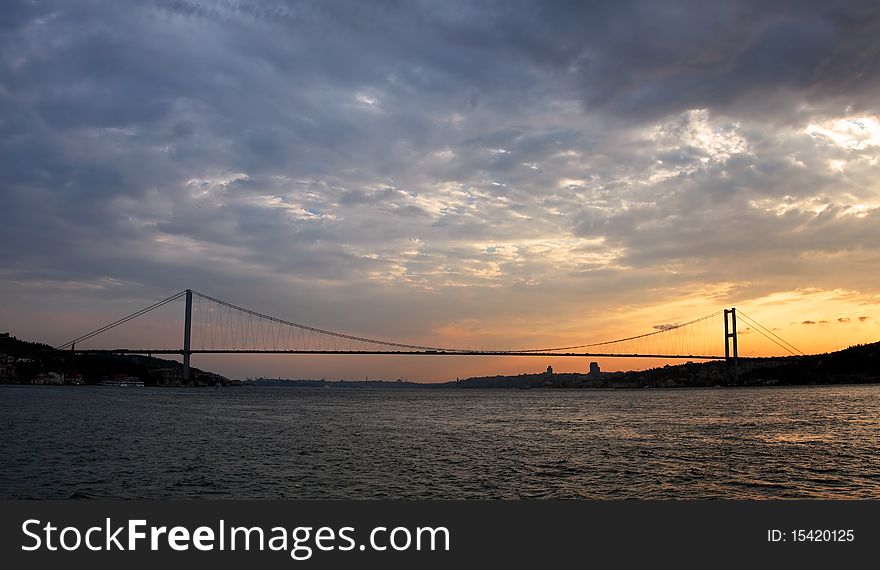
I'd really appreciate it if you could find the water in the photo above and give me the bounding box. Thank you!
[1,384,879,499]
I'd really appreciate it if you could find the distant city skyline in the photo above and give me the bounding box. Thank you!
[2,1,880,381]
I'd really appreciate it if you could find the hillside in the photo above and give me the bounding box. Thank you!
[448,341,880,389]
[0,334,231,387]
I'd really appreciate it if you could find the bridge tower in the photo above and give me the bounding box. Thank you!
[724,308,738,384]
[182,289,192,384]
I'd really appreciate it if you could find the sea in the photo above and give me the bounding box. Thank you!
[1,384,878,499]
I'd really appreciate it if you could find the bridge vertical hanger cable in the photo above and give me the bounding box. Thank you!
[58,290,790,360]
[512,310,724,354]
[191,290,464,353]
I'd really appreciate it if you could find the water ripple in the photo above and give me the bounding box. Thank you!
[1,384,879,499]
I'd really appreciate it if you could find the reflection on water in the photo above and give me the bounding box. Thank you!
[1,384,879,499]
[762,433,834,444]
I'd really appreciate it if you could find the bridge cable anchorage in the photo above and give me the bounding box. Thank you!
[507,310,723,354]
[736,311,804,356]
[54,290,188,350]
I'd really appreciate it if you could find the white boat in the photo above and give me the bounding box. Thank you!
[98,379,145,387]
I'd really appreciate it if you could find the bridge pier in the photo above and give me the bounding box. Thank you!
[724,308,738,384]
[183,289,192,384]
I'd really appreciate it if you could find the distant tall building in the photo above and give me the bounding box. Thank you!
[546,365,553,376]
[589,361,600,378]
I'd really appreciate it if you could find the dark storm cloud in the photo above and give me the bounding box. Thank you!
[543,0,880,121]
[1,0,880,352]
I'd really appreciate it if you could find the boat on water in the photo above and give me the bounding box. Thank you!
[97,379,144,387]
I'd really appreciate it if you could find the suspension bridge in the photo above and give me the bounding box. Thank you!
[54,289,804,382]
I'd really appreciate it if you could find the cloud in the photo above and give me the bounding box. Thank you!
[838,317,850,322]
[1,0,880,379]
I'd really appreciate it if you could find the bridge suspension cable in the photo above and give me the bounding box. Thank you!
[52,288,799,360]
[188,293,726,357]
[736,310,804,356]
[55,290,187,350]
[190,290,461,353]
[510,310,723,353]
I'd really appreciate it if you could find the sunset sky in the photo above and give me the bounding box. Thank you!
[2,1,880,381]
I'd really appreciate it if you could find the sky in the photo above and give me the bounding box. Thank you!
[1,0,880,381]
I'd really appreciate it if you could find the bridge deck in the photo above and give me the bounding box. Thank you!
[64,349,726,359]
